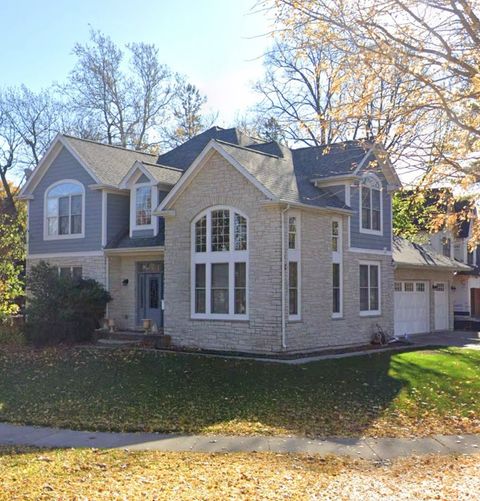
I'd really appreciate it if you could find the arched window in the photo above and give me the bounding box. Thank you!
[45,180,84,239]
[360,173,382,233]
[192,207,248,319]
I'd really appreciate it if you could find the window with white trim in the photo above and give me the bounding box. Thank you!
[288,212,301,320]
[192,207,248,319]
[135,186,152,226]
[58,266,82,280]
[360,174,382,233]
[359,262,380,314]
[441,237,451,258]
[45,181,84,238]
[332,218,343,317]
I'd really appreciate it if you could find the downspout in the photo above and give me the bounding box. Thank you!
[281,204,290,350]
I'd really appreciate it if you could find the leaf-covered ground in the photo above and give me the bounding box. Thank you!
[0,447,479,500]
[0,346,478,437]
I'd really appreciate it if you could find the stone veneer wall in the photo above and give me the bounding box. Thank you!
[26,256,107,286]
[285,210,395,351]
[163,150,396,354]
[164,150,284,353]
[394,268,455,331]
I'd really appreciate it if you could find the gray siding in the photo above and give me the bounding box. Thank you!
[132,229,155,238]
[350,170,392,251]
[29,147,102,254]
[106,193,129,244]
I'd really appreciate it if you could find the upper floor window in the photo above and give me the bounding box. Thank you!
[288,216,297,250]
[360,174,382,233]
[135,186,152,226]
[442,237,451,258]
[287,211,301,320]
[192,207,248,319]
[45,181,84,239]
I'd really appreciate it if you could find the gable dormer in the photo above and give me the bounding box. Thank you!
[119,160,182,238]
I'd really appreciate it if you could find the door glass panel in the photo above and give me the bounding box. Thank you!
[149,278,159,309]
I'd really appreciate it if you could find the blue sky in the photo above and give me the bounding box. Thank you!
[1,0,272,124]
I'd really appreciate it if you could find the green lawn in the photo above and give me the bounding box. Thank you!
[0,346,478,437]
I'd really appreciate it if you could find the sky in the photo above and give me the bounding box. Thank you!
[1,0,273,124]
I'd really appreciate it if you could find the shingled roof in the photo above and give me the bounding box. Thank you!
[62,135,158,186]
[393,236,471,271]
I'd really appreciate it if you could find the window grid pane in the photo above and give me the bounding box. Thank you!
[288,217,296,250]
[211,210,230,252]
[234,213,247,251]
[362,187,371,230]
[333,263,340,314]
[360,264,379,312]
[211,263,229,313]
[332,221,339,252]
[195,264,206,313]
[136,186,152,226]
[195,216,207,252]
[234,262,247,314]
[289,261,298,315]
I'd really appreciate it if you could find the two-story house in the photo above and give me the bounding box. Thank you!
[423,199,480,324]
[18,126,463,353]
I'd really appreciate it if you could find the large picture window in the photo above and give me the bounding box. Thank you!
[360,174,382,233]
[359,262,381,315]
[192,207,248,319]
[45,181,84,239]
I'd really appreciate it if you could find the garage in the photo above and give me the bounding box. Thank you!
[394,280,429,335]
[393,236,471,335]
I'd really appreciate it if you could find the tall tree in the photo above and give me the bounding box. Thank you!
[65,30,173,150]
[254,20,441,173]
[268,0,480,187]
[0,86,64,215]
[166,76,209,147]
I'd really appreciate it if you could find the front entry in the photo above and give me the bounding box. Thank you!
[471,288,480,318]
[137,262,164,328]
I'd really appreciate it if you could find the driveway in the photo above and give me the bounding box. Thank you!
[411,330,480,349]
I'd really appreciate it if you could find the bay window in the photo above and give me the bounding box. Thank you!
[45,181,84,239]
[192,207,248,319]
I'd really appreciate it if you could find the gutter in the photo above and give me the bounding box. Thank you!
[262,199,352,215]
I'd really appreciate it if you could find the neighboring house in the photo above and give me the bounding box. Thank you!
[422,201,480,322]
[20,125,458,354]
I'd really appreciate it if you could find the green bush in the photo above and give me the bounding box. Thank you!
[25,261,111,346]
[0,316,25,346]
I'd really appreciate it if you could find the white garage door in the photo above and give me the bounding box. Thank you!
[394,281,430,335]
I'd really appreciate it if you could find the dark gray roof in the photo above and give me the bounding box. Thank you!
[63,135,157,186]
[156,127,261,170]
[105,225,165,250]
[216,141,349,210]
[393,236,471,271]
[291,141,372,178]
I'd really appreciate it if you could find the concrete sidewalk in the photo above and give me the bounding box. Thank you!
[0,423,479,459]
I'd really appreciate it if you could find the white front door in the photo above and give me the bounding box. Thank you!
[434,282,449,330]
[394,281,430,335]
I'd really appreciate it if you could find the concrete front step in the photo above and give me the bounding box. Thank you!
[96,338,142,348]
